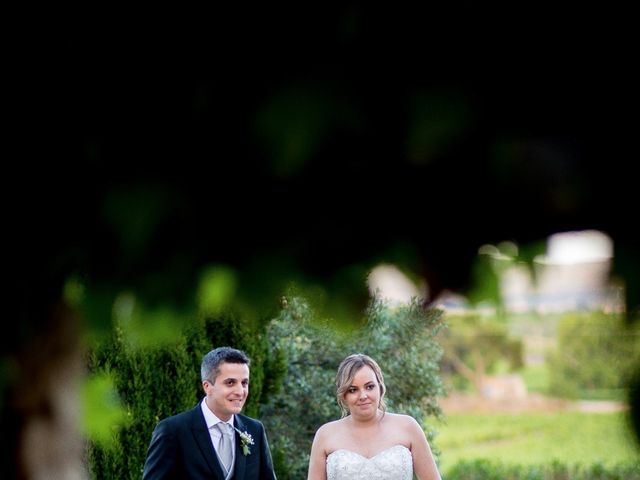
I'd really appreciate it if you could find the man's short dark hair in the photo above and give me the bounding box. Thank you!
[201,346,250,383]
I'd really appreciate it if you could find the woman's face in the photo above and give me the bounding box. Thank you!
[344,365,381,419]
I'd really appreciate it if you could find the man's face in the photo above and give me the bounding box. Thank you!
[203,362,249,421]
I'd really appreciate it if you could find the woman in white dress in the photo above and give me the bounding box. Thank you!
[307,354,442,480]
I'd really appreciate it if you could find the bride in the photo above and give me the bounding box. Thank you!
[307,354,442,480]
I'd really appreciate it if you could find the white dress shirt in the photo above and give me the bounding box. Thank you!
[201,398,236,479]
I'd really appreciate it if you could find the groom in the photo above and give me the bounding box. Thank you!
[143,347,277,479]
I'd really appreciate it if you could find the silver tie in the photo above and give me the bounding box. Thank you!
[216,423,233,474]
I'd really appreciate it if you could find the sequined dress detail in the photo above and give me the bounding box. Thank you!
[326,445,412,480]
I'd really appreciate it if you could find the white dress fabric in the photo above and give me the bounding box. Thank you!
[326,445,413,480]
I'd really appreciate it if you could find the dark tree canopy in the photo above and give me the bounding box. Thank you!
[12,5,638,321]
[4,5,639,476]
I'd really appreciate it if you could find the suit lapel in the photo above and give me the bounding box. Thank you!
[190,406,227,479]
[233,416,248,479]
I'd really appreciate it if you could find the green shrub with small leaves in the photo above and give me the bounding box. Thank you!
[261,296,445,479]
[86,326,195,479]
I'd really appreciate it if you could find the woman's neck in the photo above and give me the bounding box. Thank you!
[349,409,383,428]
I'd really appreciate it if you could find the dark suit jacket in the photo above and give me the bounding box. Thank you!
[142,405,277,479]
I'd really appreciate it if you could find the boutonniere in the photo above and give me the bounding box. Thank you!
[234,427,255,456]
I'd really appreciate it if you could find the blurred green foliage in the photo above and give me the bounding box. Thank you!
[547,312,640,399]
[446,458,640,480]
[196,265,237,315]
[439,314,524,392]
[438,412,638,474]
[81,372,128,448]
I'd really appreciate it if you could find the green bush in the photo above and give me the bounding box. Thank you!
[438,313,524,393]
[261,296,445,479]
[547,312,640,399]
[259,296,345,479]
[446,459,640,480]
[87,326,195,479]
[87,312,275,479]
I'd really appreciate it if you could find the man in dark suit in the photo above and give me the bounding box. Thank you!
[143,347,277,479]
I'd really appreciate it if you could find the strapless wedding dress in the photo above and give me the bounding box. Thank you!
[326,444,413,480]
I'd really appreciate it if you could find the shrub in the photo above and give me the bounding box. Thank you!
[86,311,276,479]
[446,459,640,480]
[87,326,194,480]
[259,296,344,479]
[547,312,640,399]
[438,313,524,393]
[354,297,446,429]
[260,296,445,479]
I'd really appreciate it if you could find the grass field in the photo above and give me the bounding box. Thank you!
[433,411,639,475]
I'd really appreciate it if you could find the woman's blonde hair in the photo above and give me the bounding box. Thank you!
[335,353,386,417]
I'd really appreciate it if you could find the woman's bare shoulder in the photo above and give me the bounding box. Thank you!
[384,412,422,430]
[384,412,416,423]
[315,417,347,438]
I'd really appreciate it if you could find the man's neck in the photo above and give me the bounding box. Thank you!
[204,398,234,423]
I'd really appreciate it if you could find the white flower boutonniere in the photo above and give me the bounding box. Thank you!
[234,427,255,456]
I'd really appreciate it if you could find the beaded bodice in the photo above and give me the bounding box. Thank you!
[326,445,412,480]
